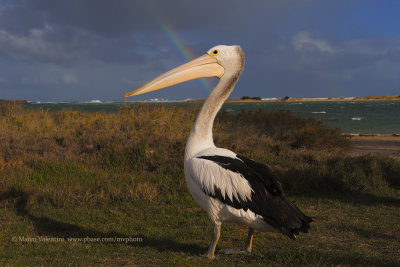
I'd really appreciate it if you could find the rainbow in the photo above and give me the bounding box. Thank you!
[141,2,212,93]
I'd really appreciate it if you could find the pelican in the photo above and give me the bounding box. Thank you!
[124,45,312,259]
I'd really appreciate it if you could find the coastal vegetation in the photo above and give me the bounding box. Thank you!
[353,95,400,101]
[0,103,399,266]
[240,96,262,100]
[0,99,29,104]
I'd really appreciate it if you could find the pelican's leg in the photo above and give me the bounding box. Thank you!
[221,227,254,255]
[206,222,221,259]
[245,228,254,253]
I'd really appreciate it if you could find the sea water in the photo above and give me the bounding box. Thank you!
[26,100,400,135]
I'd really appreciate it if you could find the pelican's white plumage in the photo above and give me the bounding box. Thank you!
[184,149,278,232]
[125,45,312,259]
[188,148,253,203]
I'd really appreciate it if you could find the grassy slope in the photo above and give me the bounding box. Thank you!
[0,103,399,266]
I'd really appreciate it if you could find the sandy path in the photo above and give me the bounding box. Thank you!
[346,136,400,158]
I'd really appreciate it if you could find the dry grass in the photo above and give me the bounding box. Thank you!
[0,102,399,266]
[1,102,398,203]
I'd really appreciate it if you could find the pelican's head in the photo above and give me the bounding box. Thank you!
[124,45,244,98]
[206,45,244,74]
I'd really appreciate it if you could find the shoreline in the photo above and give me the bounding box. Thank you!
[1,95,399,105]
[343,133,400,138]
[188,95,400,103]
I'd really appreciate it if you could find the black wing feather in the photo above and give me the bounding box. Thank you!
[197,154,312,239]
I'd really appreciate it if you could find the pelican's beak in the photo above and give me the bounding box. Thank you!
[124,54,224,98]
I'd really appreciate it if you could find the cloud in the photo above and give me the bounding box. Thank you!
[292,32,336,53]
[237,30,400,98]
[0,26,65,64]
[21,0,300,35]
[0,25,152,67]
[0,0,399,101]
[289,31,400,71]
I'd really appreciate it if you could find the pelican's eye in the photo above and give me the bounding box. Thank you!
[211,49,219,56]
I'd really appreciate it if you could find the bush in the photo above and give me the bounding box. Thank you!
[217,109,348,150]
[0,103,398,207]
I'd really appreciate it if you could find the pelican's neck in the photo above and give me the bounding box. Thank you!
[185,73,241,159]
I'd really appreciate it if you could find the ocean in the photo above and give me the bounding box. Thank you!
[25,100,400,135]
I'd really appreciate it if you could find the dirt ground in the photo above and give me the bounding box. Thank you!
[347,135,400,158]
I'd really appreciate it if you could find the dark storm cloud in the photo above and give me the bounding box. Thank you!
[240,32,400,97]
[0,0,399,101]
[21,0,295,35]
[249,33,400,97]
[0,2,45,35]
[0,26,151,66]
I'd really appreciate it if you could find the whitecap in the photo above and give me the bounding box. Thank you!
[312,111,326,114]
[261,97,278,101]
[351,117,362,121]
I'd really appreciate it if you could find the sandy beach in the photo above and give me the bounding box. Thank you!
[347,135,400,158]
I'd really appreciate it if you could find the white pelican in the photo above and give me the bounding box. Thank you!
[125,45,312,259]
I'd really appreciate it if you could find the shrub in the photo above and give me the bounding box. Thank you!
[0,103,398,207]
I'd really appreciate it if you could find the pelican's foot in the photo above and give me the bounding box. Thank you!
[220,248,250,255]
[187,254,220,260]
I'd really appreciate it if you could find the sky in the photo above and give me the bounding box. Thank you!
[0,0,399,101]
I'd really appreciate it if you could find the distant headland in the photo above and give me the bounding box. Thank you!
[0,99,29,104]
[187,95,400,103]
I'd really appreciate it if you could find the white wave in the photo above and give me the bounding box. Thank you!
[342,133,394,137]
[89,100,102,103]
[137,98,189,103]
[351,117,362,120]
[312,111,326,114]
[31,101,66,104]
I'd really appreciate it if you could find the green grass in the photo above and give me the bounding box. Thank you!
[0,103,399,266]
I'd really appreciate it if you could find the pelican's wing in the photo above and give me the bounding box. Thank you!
[188,148,312,239]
